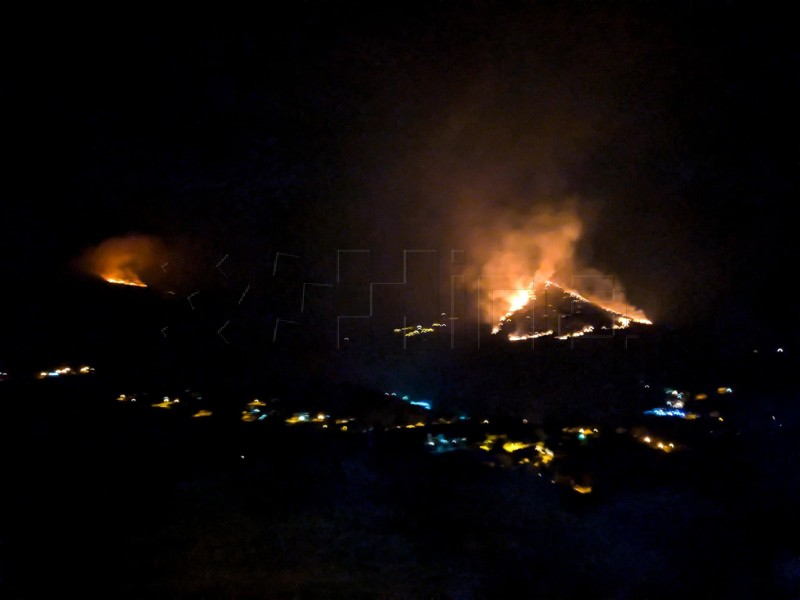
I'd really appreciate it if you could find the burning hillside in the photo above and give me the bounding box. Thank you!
[465,205,650,332]
[80,235,163,288]
[493,279,652,341]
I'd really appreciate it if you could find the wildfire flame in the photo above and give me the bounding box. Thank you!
[469,206,651,333]
[557,281,651,325]
[555,324,595,340]
[507,288,534,314]
[80,235,162,288]
[491,276,652,335]
[104,276,147,287]
[497,278,652,340]
[492,286,535,333]
[508,330,554,341]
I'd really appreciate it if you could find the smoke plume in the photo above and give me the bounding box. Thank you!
[466,203,649,325]
[80,235,164,288]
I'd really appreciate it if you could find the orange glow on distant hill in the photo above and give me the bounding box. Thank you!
[80,235,162,288]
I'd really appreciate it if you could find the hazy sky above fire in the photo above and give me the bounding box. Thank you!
[2,4,794,343]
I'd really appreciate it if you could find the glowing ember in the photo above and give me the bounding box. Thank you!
[613,317,631,329]
[508,330,554,341]
[104,277,147,287]
[546,280,652,325]
[555,324,595,340]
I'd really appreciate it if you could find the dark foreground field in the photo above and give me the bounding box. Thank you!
[3,382,800,599]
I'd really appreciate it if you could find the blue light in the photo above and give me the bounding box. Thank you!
[409,400,431,410]
[578,432,586,440]
[644,408,686,418]
[402,395,409,401]
[425,433,467,453]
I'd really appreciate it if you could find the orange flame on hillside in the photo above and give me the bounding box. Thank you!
[468,205,651,330]
[104,277,147,287]
[550,280,651,325]
[80,235,163,288]
[492,286,535,333]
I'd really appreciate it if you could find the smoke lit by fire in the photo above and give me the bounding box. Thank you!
[81,235,163,288]
[469,205,650,331]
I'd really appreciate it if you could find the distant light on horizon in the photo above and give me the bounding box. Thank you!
[644,408,687,418]
[409,400,431,410]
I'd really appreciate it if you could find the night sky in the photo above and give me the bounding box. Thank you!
[2,4,796,368]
